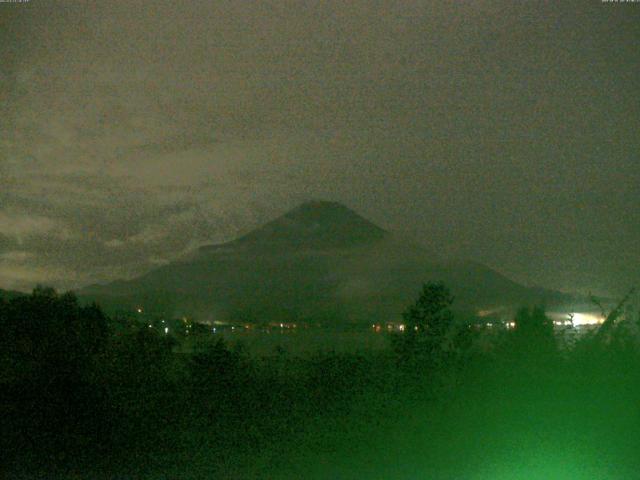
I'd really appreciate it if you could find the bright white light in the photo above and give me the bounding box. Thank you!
[137,307,143,313]
[571,312,603,326]
[548,311,604,327]
[164,327,169,334]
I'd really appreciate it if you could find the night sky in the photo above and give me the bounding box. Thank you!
[1,1,638,296]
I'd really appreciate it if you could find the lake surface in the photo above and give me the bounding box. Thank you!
[212,328,390,355]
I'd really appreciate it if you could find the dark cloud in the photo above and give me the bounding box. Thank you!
[0,0,639,295]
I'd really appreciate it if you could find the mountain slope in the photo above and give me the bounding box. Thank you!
[80,201,572,323]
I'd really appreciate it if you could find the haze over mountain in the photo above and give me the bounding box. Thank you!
[80,201,573,324]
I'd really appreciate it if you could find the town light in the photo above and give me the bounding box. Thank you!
[571,313,603,326]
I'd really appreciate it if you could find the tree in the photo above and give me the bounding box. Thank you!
[0,287,111,470]
[394,282,455,368]
[511,306,556,359]
[514,306,553,338]
[403,282,455,336]
[2,287,108,381]
[592,287,636,341]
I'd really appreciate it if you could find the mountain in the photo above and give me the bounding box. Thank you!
[80,201,573,324]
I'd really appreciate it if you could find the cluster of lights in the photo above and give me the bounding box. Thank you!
[275,323,297,329]
[547,311,605,327]
[371,323,412,333]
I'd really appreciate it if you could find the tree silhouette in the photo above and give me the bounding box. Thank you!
[403,282,455,336]
[0,287,111,471]
[394,282,455,368]
[511,305,556,359]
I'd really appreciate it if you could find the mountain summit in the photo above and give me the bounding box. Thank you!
[229,200,387,249]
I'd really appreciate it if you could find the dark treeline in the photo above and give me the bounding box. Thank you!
[1,284,640,479]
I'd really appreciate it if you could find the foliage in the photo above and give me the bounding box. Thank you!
[2,285,640,479]
[402,281,455,335]
[0,287,110,473]
[392,282,456,369]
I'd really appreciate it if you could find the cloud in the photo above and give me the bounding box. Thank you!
[0,166,303,290]
[0,211,58,243]
[104,239,125,248]
[0,262,73,291]
[0,251,32,262]
[0,1,638,296]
